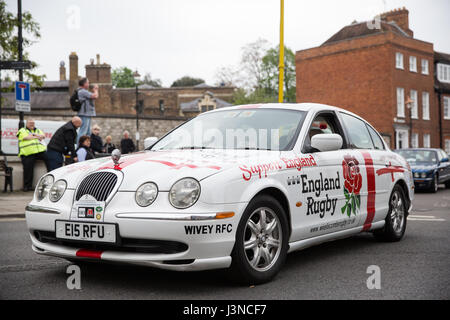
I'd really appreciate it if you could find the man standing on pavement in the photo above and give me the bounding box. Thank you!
[46,117,82,171]
[16,119,50,191]
[77,77,98,142]
[120,130,136,154]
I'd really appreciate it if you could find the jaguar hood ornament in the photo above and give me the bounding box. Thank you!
[111,149,122,170]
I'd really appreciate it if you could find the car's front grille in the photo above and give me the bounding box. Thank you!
[75,171,118,202]
[34,231,188,254]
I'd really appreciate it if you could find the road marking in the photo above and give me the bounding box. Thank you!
[0,218,25,222]
[408,215,445,222]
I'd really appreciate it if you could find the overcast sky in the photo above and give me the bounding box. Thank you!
[4,0,450,86]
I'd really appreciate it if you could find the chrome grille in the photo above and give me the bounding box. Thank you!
[75,171,118,201]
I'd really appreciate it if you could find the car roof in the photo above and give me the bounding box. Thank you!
[204,102,362,119]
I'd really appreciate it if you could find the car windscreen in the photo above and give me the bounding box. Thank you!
[396,150,438,165]
[151,109,306,151]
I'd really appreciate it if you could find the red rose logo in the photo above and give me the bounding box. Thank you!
[342,155,362,195]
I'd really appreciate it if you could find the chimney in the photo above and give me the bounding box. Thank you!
[59,61,66,81]
[380,7,413,37]
[96,54,100,65]
[69,52,79,93]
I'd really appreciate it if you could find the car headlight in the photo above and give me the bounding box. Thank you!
[420,172,427,178]
[169,178,200,209]
[414,172,419,178]
[135,182,158,207]
[36,175,54,201]
[49,180,67,202]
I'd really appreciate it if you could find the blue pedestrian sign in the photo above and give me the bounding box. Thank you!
[15,81,31,112]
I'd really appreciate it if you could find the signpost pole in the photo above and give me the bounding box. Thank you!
[17,0,24,129]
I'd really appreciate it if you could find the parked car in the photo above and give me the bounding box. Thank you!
[394,148,450,192]
[26,103,414,284]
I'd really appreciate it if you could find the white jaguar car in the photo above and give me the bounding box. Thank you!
[26,103,414,284]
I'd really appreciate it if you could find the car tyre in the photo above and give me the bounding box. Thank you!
[229,195,289,285]
[374,185,407,242]
[429,175,439,193]
[445,180,450,189]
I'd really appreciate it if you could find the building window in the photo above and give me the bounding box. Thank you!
[445,139,450,154]
[396,52,404,69]
[423,133,431,148]
[437,63,450,83]
[410,90,418,119]
[444,96,450,119]
[397,88,405,117]
[422,92,430,120]
[395,129,409,149]
[421,59,429,75]
[411,133,419,148]
[409,56,417,72]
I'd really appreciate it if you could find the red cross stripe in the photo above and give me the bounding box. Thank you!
[361,151,376,231]
[376,162,405,182]
[146,159,221,170]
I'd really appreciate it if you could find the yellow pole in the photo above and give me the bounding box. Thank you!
[278,0,285,103]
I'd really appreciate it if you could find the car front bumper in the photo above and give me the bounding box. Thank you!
[26,193,247,271]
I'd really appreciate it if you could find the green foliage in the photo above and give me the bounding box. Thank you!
[171,76,205,87]
[231,88,277,105]
[112,67,136,88]
[260,45,296,102]
[0,0,45,87]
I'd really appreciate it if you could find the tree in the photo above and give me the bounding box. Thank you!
[240,38,270,90]
[214,65,241,87]
[231,87,277,105]
[112,67,135,88]
[0,0,45,87]
[141,72,162,87]
[261,45,296,102]
[171,76,205,87]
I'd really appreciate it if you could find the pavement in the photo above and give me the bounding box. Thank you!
[0,187,449,300]
[0,191,33,219]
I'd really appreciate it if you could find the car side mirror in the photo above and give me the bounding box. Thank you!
[310,133,343,152]
[144,136,158,149]
[441,157,449,163]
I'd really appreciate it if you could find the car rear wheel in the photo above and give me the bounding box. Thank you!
[374,185,407,242]
[229,195,288,284]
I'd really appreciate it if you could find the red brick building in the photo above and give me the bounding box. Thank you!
[296,8,449,151]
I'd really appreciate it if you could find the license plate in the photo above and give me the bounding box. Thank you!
[55,220,117,243]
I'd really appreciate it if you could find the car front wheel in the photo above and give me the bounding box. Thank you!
[230,195,288,284]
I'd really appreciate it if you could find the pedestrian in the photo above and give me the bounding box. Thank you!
[46,116,82,171]
[77,77,98,143]
[103,135,116,154]
[90,124,104,154]
[16,119,50,191]
[120,130,135,154]
[76,135,95,162]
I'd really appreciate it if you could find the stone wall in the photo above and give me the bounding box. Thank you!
[2,113,187,150]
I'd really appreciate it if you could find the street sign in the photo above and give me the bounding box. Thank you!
[0,60,32,70]
[15,81,31,112]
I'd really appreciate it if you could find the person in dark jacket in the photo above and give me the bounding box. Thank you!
[103,135,116,154]
[120,130,135,154]
[47,117,82,171]
[90,124,104,154]
[76,135,95,162]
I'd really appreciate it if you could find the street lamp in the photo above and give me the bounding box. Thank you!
[405,96,413,148]
[133,70,141,151]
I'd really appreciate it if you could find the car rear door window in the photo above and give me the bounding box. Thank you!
[340,113,374,149]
